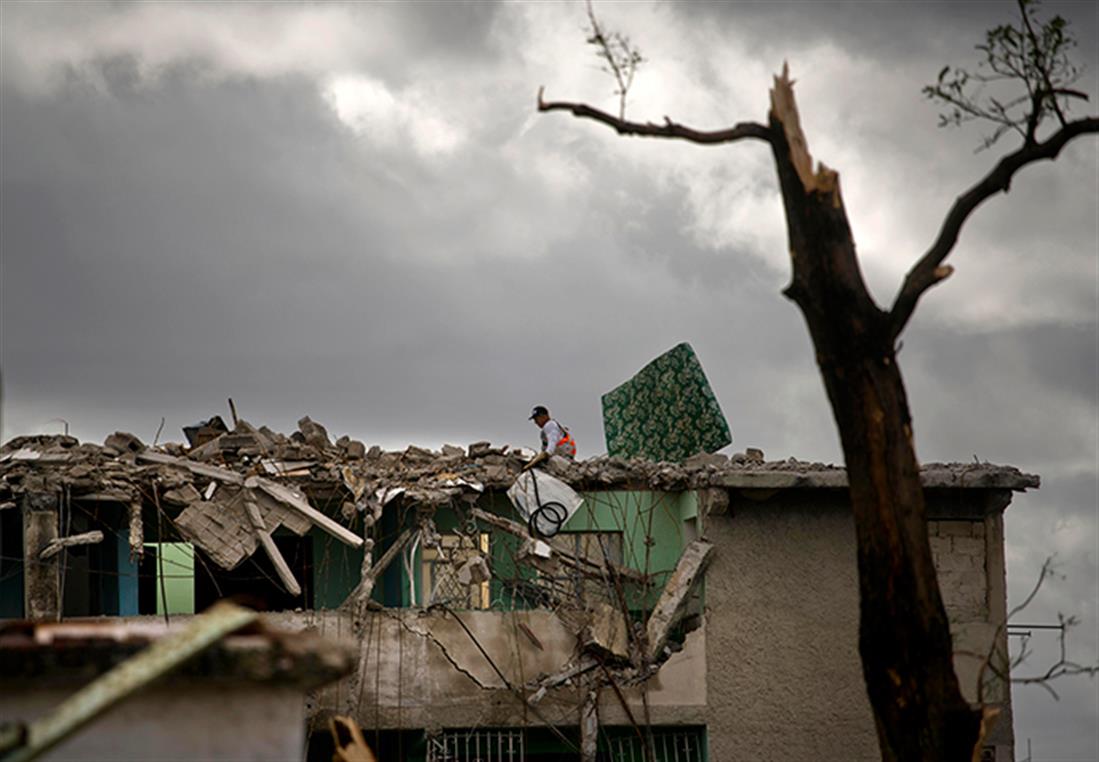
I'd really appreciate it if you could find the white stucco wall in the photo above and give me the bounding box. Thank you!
[702,491,1013,762]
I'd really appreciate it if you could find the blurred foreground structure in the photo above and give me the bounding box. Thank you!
[0,418,1037,761]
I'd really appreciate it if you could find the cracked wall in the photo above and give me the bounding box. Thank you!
[274,608,707,732]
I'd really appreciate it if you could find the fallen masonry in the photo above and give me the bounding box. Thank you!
[0,415,1039,762]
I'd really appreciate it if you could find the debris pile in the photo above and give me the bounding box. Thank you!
[0,415,1038,606]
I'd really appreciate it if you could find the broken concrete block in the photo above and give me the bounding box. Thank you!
[161,484,203,507]
[218,433,260,452]
[745,447,765,463]
[456,555,491,585]
[467,441,492,458]
[403,445,437,462]
[697,488,730,518]
[683,452,728,469]
[297,416,332,450]
[344,440,366,459]
[182,416,228,448]
[584,602,631,661]
[103,432,145,456]
[186,435,225,461]
[441,444,464,458]
[482,465,509,484]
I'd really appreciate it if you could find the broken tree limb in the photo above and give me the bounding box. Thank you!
[128,501,144,560]
[341,528,414,610]
[538,87,773,146]
[470,508,646,583]
[246,477,363,549]
[644,539,713,663]
[243,493,301,597]
[39,530,104,560]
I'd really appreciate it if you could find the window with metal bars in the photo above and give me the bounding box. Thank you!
[426,728,525,762]
[604,728,706,762]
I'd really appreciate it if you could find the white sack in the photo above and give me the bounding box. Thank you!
[507,470,584,537]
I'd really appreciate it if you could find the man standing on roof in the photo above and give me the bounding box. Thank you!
[524,405,576,470]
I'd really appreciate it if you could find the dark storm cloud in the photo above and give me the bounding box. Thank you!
[0,60,826,457]
[677,0,1098,65]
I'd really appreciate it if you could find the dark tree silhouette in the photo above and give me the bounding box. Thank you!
[538,2,1096,760]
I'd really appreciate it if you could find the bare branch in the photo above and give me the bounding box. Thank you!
[537,87,773,146]
[585,0,643,120]
[889,116,1098,340]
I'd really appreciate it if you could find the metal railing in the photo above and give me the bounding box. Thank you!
[426,729,525,762]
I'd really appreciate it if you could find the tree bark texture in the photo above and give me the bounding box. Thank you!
[767,70,981,761]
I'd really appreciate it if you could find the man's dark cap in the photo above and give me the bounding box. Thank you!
[529,405,549,420]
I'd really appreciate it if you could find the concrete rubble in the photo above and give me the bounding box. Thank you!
[0,415,1041,762]
[0,417,1039,601]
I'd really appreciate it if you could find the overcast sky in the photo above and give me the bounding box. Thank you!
[1,1,1096,756]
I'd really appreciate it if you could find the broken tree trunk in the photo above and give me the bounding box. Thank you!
[39,530,104,560]
[767,68,980,761]
[644,539,713,663]
[23,493,60,622]
[243,492,301,597]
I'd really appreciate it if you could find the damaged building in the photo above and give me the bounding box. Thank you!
[0,415,1037,761]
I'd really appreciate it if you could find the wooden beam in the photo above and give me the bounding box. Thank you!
[247,477,363,549]
[23,494,60,622]
[341,528,414,610]
[644,539,713,663]
[243,493,301,597]
[40,530,104,560]
[136,450,245,485]
[469,508,647,583]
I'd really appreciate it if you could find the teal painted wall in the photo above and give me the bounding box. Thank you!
[311,531,364,610]
[308,489,701,612]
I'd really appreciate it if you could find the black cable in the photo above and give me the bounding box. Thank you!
[526,470,567,539]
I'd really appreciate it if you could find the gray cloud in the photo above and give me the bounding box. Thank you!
[1,2,1096,757]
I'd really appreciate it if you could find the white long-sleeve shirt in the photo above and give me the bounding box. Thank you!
[540,419,566,454]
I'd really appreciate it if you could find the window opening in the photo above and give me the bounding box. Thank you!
[421,532,491,609]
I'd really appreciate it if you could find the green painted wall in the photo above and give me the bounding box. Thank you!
[151,542,195,615]
[308,489,702,612]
